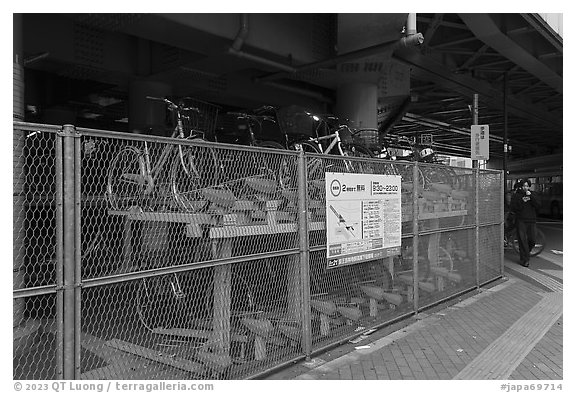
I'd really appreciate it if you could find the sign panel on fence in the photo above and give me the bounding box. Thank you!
[325,172,401,269]
[471,125,489,160]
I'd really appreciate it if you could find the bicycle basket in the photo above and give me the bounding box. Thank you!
[180,97,221,138]
[353,128,380,148]
[338,126,354,144]
[276,105,315,136]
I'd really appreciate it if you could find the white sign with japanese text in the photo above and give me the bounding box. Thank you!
[471,125,490,160]
[325,172,401,269]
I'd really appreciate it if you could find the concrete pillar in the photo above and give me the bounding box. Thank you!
[42,106,76,125]
[336,83,378,129]
[13,14,24,121]
[13,13,26,327]
[129,80,172,136]
[335,14,411,134]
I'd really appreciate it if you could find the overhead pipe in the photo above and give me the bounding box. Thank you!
[230,13,249,51]
[227,13,331,101]
[256,32,424,83]
[227,14,423,83]
[228,14,295,72]
[24,51,50,66]
[260,80,334,103]
[406,13,417,36]
[378,96,412,136]
[228,48,296,73]
[402,112,504,143]
[226,14,422,101]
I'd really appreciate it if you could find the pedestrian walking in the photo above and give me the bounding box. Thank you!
[510,179,541,267]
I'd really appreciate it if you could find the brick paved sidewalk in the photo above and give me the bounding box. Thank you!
[263,257,562,381]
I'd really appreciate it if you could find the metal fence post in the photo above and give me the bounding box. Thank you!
[500,170,505,275]
[475,168,480,288]
[412,162,419,313]
[61,124,77,379]
[74,129,82,379]
[13,14,26,329]
[55,128,65,379]
[297,150,312,358]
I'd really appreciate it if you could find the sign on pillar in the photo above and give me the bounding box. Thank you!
[471,125,489,160]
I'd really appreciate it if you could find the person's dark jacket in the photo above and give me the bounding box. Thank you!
[510,189,540,222]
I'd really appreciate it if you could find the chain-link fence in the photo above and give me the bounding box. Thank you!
[13,122,503,380]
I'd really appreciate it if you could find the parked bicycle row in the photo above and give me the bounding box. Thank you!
[105,96,471,215]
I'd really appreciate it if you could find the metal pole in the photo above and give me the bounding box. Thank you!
[297,150,312,358]
[502,74,508,278]
[474,168,480,288]
[472,93,479,169]
[503,73,509,197]
[61,124,76,379]
[13,13,26,329]
[55,129,65,379]
[500,172,505,276]
[412,163,420,313]
[74,130,82,379]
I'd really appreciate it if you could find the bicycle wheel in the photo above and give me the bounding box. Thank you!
[343,143,373,157]
[170,145,218,212]
[213,141,282,201]
[288,140,322,154]
[438,166,461,190]
[107,146,147,210]
[287,139,324,185]
[512,227,546,256]
[253,140,285,181]
[136,274,193,332]
[352,259,393,291]
[341,143,375,174]
[256,140,285,150]
[136,270,256,332]
[421,164,453,190]
[436,247,455,271]
[397,164,425,193]
[378,160,401,177]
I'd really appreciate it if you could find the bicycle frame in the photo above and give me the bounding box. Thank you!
[307,127,361,172]
[311,130,343,155]
[140,100,199,195]
[141,132,182,195]
[226,111,281,148]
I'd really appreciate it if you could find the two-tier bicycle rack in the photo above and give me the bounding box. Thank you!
[13,121,504,380]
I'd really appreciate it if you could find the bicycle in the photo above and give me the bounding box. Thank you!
[289,112,373,163]
[277,110,375,193]
[135,267,258,336]
[224,109,286,150]
[106,96,221,213]
[107,96,273,214]
[504,211,546,256]
[380,135,459,192]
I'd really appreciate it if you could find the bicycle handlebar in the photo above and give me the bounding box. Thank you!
[384,134,414,146]
[227,112,275,123]
[305,112,338,122]
[253,105,276,114]
[146,96,200,113]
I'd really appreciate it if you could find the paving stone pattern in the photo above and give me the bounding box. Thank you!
[508,316,563,380]
[331,282,544,380]
[265,276,562,380]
